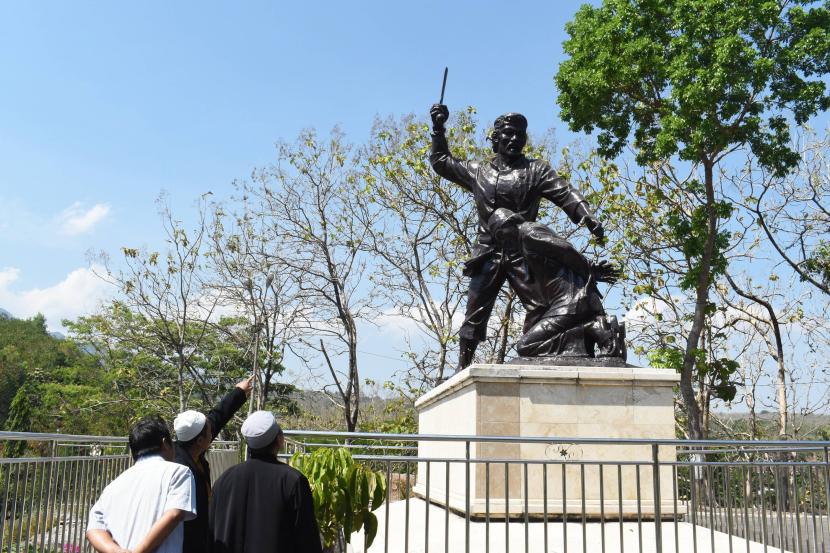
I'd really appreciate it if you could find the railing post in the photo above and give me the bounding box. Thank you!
[652,443,663,553]
[465,439,470,553]
[41,439,58,551]
[824,446,830,545]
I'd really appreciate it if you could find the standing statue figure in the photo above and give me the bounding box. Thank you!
[429,103,606,371]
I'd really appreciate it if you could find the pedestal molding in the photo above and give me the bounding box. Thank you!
[416,364,680,411]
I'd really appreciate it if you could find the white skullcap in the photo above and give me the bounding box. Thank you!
[173,410,207,442]
[242,410,282,449]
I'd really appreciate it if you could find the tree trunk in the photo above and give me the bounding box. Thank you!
[249,324,261,415]
[437,341,448,383]
[775,346,788,440]
[680,160,717,442]
[681,160,717,507]
[177,353,186,412]
[347,338,359,432]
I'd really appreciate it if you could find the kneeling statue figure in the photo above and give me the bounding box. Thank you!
[488,208,626,362]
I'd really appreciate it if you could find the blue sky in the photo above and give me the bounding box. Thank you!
[0,1,593,383]
[0,1,587,286]
[2,1,826,399]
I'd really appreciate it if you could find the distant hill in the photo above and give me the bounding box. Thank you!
[0,308,12,320]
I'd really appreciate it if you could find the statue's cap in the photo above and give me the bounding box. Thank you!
[493,113,528,131]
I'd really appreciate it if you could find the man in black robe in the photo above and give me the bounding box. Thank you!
[210,411,322,553]
[429,104,606,371]
[488,208,623,358]
[173,376,252,553]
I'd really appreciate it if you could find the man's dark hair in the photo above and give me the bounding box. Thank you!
[128,415,172,461]
[177,418,211,451]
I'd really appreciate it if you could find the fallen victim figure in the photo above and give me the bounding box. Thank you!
[487,207,625,360]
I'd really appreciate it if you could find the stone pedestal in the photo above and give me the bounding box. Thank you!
[413,364,680,519]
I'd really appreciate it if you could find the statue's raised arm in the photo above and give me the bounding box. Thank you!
[429,104,476,192]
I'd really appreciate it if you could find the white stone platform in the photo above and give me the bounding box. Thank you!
[352,498,789,553]
[413,363,680,518]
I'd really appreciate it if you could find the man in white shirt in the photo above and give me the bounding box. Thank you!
[86,415,197,553]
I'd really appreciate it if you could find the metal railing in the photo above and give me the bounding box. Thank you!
[0,431,237,553]
[285,431,830,553]
[2,430,830,552]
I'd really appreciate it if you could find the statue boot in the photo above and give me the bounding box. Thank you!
[456,337,478,372]
[591,315,626,360]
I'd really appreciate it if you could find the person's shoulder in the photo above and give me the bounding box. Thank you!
[282,462,308,480]
[260,459,303,477]
[282,465,313,494]
[158,458,194,481]
[266,460,309,486]
[102,462,140,488]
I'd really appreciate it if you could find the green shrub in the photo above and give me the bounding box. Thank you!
[291,447,386,550]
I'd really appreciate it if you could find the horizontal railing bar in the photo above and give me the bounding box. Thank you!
[677,446,827,455]
[0,431,242,446]
[285,452,785,466]
[279,453,830,467]
[0,454,130,464]
[343,456,653,464]
[283,429,830,447]
[0,431,128,443]
[6,428,830,449]
[292,442,416,451]
[666,460,830,467]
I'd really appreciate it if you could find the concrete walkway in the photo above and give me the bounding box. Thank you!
[353,498,790,553]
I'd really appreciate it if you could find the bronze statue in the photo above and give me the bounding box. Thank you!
[429,103,618,371]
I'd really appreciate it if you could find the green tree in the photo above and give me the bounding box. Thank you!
[93,195,220,412]
[556,0,830,439]
[0,315,60,423]
[3,383,32,457]
[65,304,257,427]
[0,314,121,436]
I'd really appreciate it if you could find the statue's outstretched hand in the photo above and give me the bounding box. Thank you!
[592,260,621,284]
[430,104,449,132]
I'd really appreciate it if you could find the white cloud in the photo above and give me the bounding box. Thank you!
[57,202,111,236]
[0,267,20,289]
[376,309,426,338]
[375,305,465,339]
[0,265,112,330]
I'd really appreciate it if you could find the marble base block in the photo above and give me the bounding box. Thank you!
[413,363,680,519]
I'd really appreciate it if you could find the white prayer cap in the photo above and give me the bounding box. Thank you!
[242,410,282,449]
[174,410,207,442]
